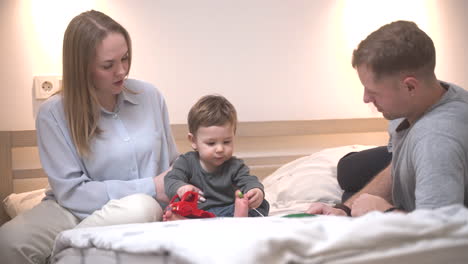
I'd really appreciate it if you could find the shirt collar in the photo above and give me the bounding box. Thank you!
[100,87,139,115]
[120,86,139,105]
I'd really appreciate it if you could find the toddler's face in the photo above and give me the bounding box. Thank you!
[191,124,235,173]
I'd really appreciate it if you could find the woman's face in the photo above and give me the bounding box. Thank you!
[91,32,129,99]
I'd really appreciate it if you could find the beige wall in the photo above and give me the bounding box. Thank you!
[1,0,468,130]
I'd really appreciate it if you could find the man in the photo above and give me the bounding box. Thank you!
[307,20,468,217]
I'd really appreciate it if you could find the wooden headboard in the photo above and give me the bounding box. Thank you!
[0,118,389,225]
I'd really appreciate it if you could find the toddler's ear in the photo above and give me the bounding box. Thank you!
[187,133,197,150]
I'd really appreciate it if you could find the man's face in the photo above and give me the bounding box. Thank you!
[357,65,411,120]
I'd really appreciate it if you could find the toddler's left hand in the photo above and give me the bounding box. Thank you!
[245,188,263,209]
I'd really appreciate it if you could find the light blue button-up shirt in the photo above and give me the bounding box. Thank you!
[36,79,178,219]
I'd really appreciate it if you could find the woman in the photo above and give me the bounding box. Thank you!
[0,10,178,263]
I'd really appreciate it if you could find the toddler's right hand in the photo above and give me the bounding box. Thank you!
[177,184,206,202]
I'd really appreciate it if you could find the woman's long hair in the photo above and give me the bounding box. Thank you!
[62,10,132,157]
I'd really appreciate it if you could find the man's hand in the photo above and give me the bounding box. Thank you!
[306,202,348,216]
[244,188,263,209]
[176,184,206,202]
[351,193,392,217]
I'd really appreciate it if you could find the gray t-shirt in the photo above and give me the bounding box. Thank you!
[165,151,264,210]
[389,81,468,211]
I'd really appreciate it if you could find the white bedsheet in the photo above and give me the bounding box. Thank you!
[264,145,377,215]
[52,204,468,264]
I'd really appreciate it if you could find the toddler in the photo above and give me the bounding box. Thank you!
[164,95,269,220]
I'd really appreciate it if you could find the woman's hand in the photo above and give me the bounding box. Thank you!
[154,168,171,204]
[245,188,263,209]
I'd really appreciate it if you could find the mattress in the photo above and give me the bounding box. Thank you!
[51,204,468,264]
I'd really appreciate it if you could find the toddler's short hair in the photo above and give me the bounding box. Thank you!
[188,95,237,134]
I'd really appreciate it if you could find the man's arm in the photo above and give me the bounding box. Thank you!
[345,164,392,206]
[306,163,393,216]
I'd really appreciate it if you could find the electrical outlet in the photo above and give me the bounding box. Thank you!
[34,75,61,99]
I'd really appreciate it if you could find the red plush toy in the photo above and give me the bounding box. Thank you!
[166,191,216,218]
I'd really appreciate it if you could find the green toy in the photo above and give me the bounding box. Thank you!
[282,213,316,218]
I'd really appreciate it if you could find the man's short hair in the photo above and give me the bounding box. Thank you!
[352,20,436,79]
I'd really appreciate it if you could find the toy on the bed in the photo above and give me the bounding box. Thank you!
[282,213,316,218]
[166,191,216,218]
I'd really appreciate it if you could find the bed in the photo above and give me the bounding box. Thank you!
[2,118,468,263]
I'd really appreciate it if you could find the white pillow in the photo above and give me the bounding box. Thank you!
[263,145,376,216]
[2,188,46,218]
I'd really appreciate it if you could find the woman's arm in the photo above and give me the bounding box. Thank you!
[36,99,157,220]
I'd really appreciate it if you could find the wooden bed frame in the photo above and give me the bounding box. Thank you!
[0,118,389,225]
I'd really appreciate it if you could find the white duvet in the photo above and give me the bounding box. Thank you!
[52,204,468,264]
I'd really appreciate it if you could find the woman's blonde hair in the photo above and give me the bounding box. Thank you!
[62,10,132,157]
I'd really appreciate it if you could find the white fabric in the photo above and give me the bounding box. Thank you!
[2,188,46,218]
[75,194,163,229]
[2,191,162,226]
[263,145,376,215]
[51,204,468,264]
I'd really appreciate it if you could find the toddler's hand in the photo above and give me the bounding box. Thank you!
[177,184,206,202]
[245,188,263,209]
